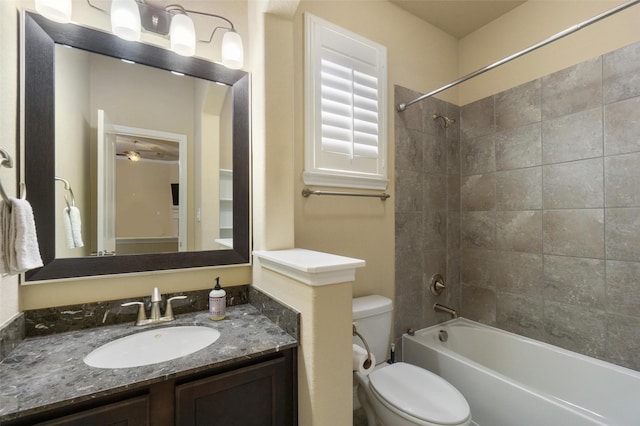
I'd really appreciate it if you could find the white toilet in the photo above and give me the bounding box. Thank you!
[353,295,471,426]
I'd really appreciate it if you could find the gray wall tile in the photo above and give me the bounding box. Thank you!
[604,96,640,156]
[544,300,606,359]
[497,292,544,341]
[495,123,542,171]
[495,251,543,297]
[605,152,640,207]
[542,107,603,164]
[543,158,604,209]
[496,167,542,211]
[543,255,605,309]
[395,125,424,172]
[606,260,640,317]
[461,133,495,176]
[497,211,543,253]
[461,211,496,249]
[461,173,496,211]
[603,41,640,104]
[460,248,496,288]
[423,210,447,250]
[607,313,640,370]
[542,57,603,119]
[606,208,640,262]
[423,173,447,210]
[495,79,541,131]
[461,285,496,325]
[395,169,423,212]
[543,209,604,258]
[395,85,424,131]
[460,96,495,140]
[424,135,447,175]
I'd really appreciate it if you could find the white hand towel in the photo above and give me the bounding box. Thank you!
[0,201,9,274]
[63,206,84,249]
[2,198,43,274]
[63,208,75,249]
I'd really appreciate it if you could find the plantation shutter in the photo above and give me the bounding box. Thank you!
[304,14,388,190]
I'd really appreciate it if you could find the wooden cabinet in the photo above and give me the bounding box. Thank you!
[6,350,296,426]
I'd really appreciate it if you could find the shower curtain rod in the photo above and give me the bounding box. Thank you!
[397,0,640,112]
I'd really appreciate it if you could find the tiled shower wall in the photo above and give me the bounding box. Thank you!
[394,87,460,355]
[395,40,640,370]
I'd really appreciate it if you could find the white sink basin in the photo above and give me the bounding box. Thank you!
[84,326,221,369]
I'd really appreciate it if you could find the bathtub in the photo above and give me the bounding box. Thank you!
[402,318,640,426]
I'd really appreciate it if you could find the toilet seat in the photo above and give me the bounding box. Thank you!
[368,362,471,425]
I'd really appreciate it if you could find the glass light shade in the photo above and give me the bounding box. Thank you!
[221,30,244,70]
[111,0,141,42]
[35,0,72,23]
[170,14,196,57]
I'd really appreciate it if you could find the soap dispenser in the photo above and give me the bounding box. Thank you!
[209,277,226,321]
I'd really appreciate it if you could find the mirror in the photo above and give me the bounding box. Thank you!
[22,12,250,281]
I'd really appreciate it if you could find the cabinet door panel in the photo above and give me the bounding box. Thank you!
[36,395,149,426]
[176,357,287,426]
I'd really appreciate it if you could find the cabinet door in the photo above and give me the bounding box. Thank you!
[36,395,149,426]
[175,357,288,426]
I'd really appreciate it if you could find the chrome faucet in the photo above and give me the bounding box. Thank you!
[433,303,458,319]
[122,287,187,326]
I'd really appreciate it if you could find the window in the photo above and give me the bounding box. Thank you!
[304,13,388,190]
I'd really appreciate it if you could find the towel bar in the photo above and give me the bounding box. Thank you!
[302,188,390,201]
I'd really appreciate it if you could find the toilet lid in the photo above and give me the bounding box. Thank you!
[369,362,470,425]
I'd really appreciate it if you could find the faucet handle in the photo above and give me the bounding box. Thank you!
[151,287,162,303]
[163,295,187,320]
[121,301,147,325]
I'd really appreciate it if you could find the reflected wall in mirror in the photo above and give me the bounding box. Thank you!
[54,46,233,258]
[23,12,250,282]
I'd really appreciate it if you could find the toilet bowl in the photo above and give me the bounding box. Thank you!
[353,295,471,426]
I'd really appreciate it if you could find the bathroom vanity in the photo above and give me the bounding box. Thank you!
[0,305,297,425]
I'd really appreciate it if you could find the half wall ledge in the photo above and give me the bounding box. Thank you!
[252,248,366,286]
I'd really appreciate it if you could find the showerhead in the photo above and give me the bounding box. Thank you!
[433,113,456,128]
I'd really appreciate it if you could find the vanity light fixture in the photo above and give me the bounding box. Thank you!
[36,0,244,70]
[35,0,72,23]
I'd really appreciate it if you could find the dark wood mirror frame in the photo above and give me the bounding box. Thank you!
[22,12,250,282]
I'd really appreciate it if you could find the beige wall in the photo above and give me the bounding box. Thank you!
[458,0,640,105]
[292,1,459,300]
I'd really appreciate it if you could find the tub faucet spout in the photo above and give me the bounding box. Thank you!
[434,303,457,319]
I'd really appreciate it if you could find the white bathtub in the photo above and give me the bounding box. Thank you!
[402,318,640,426]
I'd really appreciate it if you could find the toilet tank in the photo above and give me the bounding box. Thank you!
[352,295,393,365]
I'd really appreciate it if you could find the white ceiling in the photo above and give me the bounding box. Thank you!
[389,0,526,39]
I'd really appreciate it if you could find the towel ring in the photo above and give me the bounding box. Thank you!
[0,148,15,206]
[55,176,76,209]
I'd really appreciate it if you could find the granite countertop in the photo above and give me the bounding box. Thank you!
[0,304,297,423]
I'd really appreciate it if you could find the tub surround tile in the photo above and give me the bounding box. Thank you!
[543,300,607,360]
[603,41,640,104]
[543,255,606,309]
[447,174,461,213]
[460,96,495,141]
[606,260,640,317]
[424,135,447,175]
[460,249,496,289]
[394,86,424,131]
[395,168,423,212]
[541,57,602,120]
[543,209,604,258]
[0,305,297,423]
[497,292,544,341]
[461,211,496,250]
[461,133,495,176]
[447,136,461,176]
[0,314,24,361]
[495,79,541,131]
[423,210,447,250]
[496,168,542,211]
[604,96,640,156]
[461,173,496,212]
[495,123,542,171]
[495,252,543,297]
[423,173,447,210]
[606,208,640,262]
[542,107,603,164]
[24,286,249,338]
[461,285,496,325]
[607,313,640,370]
[543,158,604,209]
[496,211,543,254]
[605,152,640,207]
[394,125,424,172]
